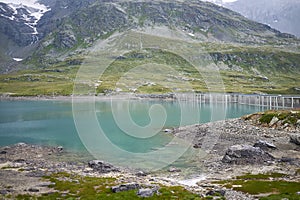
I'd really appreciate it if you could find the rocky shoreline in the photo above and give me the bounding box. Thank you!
[0,117,300,199]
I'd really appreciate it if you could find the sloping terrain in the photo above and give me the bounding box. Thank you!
[0,0,299,95]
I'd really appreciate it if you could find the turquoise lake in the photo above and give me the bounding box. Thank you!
[0,100,264,154]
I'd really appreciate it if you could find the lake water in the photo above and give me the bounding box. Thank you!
[0,100,264,169]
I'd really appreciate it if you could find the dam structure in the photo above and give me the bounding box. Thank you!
[174,93,300,109]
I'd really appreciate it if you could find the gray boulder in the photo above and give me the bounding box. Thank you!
[168,167,182,173]
[206,189,226,197]
[137,188,158,197]
[111,183,139,193]
[269,116,279,127]
[290,134,300,145]
[253,140,276,150]
[88,160,119,173]
[222,144,274,164]
[28,188,39,192]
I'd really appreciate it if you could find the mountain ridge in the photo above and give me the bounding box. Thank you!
[206,0,300,38]
[0,0,299,95]
[0,0,298,70]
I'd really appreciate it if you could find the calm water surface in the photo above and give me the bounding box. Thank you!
[0,100,264,153]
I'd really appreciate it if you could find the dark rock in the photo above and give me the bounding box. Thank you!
[14,159,26,163]
[206,189,226,196]
[26,170,47,177]
[253,140,277,150]
[28,188,39,192]
[111,183,139,193]
[280,157,294,163]
[222,144,274,164]
[55,28,77,49]
[137,188,157,197]
[0,151,7,155]
[136,171,147,177]
[290,134,300,145]
[88,160,119,173]
[0,190,8,195]
[37,182,55,187]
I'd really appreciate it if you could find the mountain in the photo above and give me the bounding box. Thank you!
[0,0,50,72]
[0,0,299,95]
[207,0,300,38]
[0,0,297,67]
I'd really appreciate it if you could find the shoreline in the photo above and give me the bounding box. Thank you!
[1,116,299,199]
[1,93,300,109]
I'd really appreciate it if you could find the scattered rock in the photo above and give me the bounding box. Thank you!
[0,190,9,195]
[136,171,147,177]
[168,167,181,173]
[206,189,226,197]
[253,140,276,150]
[280,157,295,163]
[222,144,274,164]
[26,170,47,178]
[17,143,26,147]
[37,182,55,187]
[111,183,139,193]
[28,188,39,192]
[14,158,25,163]
[0,151,7,155]
[290,134,300,145]
[57,146,64,152]
[164,129,172,133]
[269,117,279,127]
[137,188,157,197]
[88,160,119,173]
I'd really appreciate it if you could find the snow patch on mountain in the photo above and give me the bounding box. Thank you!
[0,0,48,11]
[0,0,50,37]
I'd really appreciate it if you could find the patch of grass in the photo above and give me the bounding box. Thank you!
[223,180,300,195]
[260,193,300,200]
[259,114,276,124]
[13,172,205,200]
[258,110,300,125]
[15,194,34,200]
[215,173,300,200]
[236,173,286,180]
[1,36,300,96]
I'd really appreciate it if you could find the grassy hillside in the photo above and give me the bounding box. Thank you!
[1,40,299,96]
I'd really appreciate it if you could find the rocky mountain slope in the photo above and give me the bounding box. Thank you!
[208,0,300,38]
[0,0,299,95]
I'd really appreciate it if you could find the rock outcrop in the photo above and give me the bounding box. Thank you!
[111,183,139,193]
[87,160,119,173]
[290,134,300,145]
[222,144,274,164]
